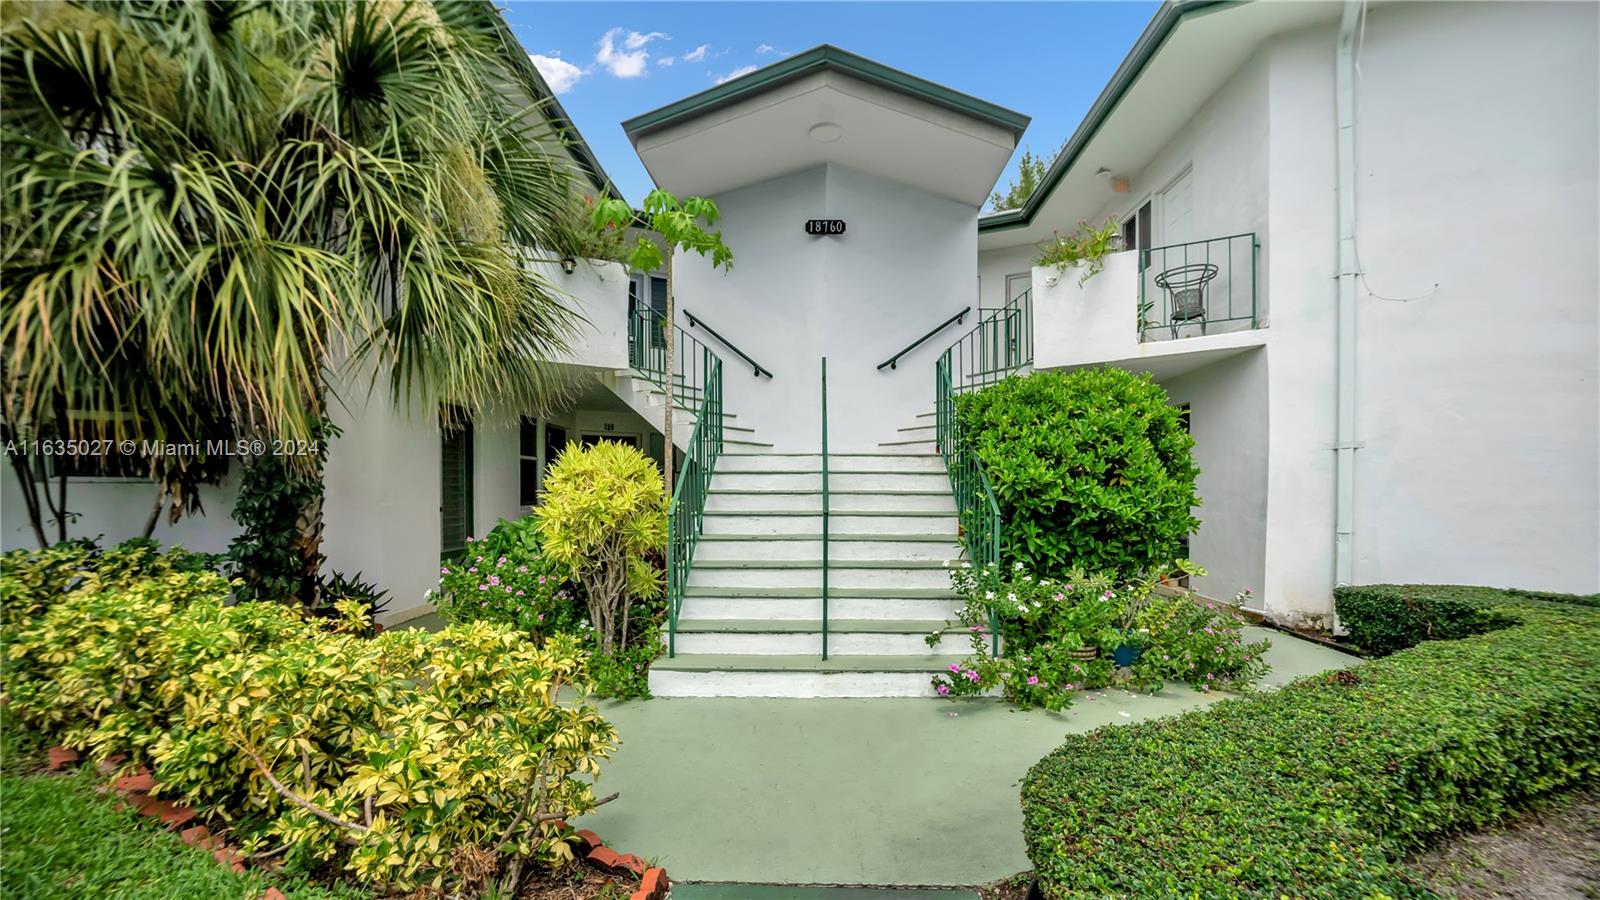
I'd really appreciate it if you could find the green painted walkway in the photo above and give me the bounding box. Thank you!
[671,887,980,900]
[583,627,1358,886]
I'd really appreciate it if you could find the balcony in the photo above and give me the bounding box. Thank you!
[1138,233,1259,342]
[1032,232,1263,373]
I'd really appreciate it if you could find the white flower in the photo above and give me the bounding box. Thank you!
[1013,562,1025,571]
[985,591,996,600]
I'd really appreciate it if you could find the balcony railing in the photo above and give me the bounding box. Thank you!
[1138,233,1258,342]
[938,291,1033,395]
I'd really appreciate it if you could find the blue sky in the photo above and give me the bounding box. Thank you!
[500,2,1160,208]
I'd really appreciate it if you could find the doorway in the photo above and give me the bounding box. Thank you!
[440,416,473,556]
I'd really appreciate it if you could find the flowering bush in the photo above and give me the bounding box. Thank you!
[435,516,584,639]
[1130,587,1270,691]
[928,561,1268,710]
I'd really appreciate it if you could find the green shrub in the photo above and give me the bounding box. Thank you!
[929,562,1267,709]
[536,441,666,654]
[1336,583,1600,656]
[1020,590,1600,898]
[958,368,1198,578]
[1,548,621,894]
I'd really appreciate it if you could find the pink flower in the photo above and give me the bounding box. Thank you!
[1027,676,1040,686]
[964,670,980,682]
[949,663,961,673]
[478,584,488,591]
[937,683,950,696]
[487,575,501,586]
[440,566,450,575]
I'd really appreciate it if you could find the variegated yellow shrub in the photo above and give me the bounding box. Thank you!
[2,546,621,893]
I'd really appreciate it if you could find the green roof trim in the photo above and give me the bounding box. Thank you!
[623,44,1031,142]
[978,0,1236,233]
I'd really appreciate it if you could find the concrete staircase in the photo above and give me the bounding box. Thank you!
[649,449,972,698]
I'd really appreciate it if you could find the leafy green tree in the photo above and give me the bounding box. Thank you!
[592,190,732,498]
[990,144,1062,212]
[0,2,595,595]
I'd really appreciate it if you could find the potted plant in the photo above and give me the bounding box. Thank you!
[1035,218,1122,287]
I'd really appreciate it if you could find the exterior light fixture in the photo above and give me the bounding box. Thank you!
[560,256,577,274]
[808,122,843,143]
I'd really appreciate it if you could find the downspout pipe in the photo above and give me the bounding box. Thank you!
[1334,1,1361,587]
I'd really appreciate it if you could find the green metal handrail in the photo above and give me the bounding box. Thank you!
[820,357,831,659]
[665,347,724,657]
[1137,232,1259,342]
[629,305,716,411]
[940,291,1033,393]
[876,306,971,370]
[684,309,774,378]
[936,348,1002,656]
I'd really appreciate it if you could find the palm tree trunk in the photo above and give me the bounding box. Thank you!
[662,251,675,500]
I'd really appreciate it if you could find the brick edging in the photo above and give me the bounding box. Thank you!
[50,747,668,899]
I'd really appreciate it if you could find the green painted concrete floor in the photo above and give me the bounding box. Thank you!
[583,627,1359,887]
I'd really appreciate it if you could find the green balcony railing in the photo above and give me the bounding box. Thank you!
[935,348,1002,657]
[629,305,715,412]
[1138,232,1259,342]
[665,346,724,657]
[939,291,1032,394]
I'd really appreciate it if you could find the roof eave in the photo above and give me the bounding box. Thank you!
[623,44,1031,144]
[978,0,1238,234]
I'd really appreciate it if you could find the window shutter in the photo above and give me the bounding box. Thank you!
[440,419,473,556]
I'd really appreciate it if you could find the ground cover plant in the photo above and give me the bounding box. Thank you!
[435,440,667,699]
[928,561,1268,710]
[1,544,621,896]
[1019,587,1600,898]
[956,368,1198,579]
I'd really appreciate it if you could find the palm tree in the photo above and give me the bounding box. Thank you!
[1,0,594,594]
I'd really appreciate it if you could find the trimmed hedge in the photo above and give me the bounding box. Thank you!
[1020,589,1600,898]
[1336,583,1600,656]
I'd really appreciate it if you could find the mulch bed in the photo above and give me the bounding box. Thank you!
[1405,788,1600,899]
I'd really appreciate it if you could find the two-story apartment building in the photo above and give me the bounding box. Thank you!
[4,1,1594,688]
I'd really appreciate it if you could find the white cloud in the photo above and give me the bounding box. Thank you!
[657,56,675,67]
[713,64,760,85]
[682,43,711,63]
[623,30,668,50]
[529,53,585,94]
[756,44,780,55]
[596,28,667,78]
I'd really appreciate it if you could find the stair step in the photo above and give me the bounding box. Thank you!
[679,596,965,620]
[676,619,948,634]
[878,438,937,448]
[703,509,956,517]
[683,586,957,599]
[648,654,977,697]
[708,488,950,496]
[692,559,951,570]
[698,532,956,542]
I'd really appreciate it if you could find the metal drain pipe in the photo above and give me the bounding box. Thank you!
[1334,1,1362,587]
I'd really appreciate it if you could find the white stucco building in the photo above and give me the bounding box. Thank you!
[4,0,1595,654]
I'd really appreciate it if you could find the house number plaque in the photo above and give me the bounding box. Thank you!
[804,219,846,236]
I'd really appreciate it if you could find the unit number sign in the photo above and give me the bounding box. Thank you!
[804,219,847,236]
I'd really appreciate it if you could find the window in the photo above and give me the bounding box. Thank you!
[519,417,539,505]
[440,415,473,556]
[1122,200,1153,252]
[543,423,567,483]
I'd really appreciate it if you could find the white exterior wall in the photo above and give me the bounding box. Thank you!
[1262,2,1599,616]
[673,163,978,449]
[1,463,243,553]
[976,244,1033,313]
[1160,349,1269,607]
